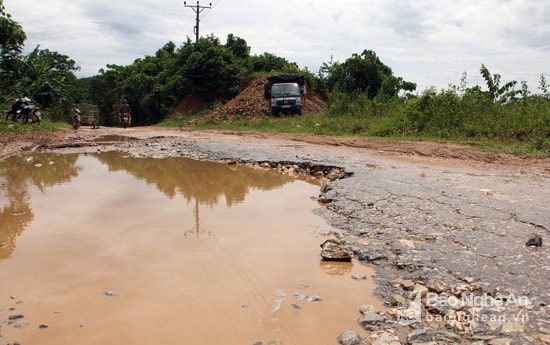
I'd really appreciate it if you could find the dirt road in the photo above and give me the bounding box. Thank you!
[2,126,549,344]
[2,126,548,173]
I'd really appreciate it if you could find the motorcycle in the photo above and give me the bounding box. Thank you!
[121,112,130,129]
[6,97,41,124]
[6,98,24,121]
[72,108,81,129]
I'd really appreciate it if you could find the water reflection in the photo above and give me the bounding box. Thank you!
[94,151,293,206]
[0,154,80,259]
[93,151,294,240]
[0,151,295,258]
[319,260,354,276]
[184,199,212,239]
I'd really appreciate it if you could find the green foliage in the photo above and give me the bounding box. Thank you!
[539,74,550,100]
[398,81,549,147]
[83,35,240,125]
[0,1,26,103]
[18,47,80,113]
[480,64,518,103]
[181,35,241,98]
[403,87,465,136]
[320,50,416,99]
[0,2,80,119]
[320,64,546,154]
[226,33,250,60]
[250,52,298,74]
[0,1,26,54]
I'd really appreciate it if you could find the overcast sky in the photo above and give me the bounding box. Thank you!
[4,0,549,92]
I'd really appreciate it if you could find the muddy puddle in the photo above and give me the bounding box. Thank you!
[0,151,381,345]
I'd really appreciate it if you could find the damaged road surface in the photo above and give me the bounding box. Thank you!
[2,127,549,344]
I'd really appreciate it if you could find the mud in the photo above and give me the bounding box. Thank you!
[1,126,549,344]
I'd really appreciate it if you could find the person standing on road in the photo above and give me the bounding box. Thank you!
[118,99,132,124]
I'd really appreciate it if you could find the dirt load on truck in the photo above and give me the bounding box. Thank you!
[264,74,306,116]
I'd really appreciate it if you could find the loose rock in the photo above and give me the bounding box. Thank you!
[358,311,385,331]
[525,234,542,247]
[8,314,24,320]
[337,330,362,345]
[320,238,353,261]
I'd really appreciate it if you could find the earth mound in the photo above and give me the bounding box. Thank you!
[174,76,327,123]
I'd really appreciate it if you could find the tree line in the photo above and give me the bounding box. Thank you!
[79,35,303,125]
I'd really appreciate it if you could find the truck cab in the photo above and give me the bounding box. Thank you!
[270,82,302,115]
[265,74,305,116]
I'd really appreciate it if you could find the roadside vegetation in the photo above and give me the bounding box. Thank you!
[1,0,548,156]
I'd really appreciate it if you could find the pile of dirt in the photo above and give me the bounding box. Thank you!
[213,76,325,115]
[175,76,327,124]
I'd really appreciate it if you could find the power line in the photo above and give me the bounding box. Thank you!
[201,0,221,21]
[170,5,190,42]
[183,1,212,43]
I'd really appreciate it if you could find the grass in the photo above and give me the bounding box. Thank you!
[0,117,68,136]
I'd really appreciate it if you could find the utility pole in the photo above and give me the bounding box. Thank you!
[183,1,212,43]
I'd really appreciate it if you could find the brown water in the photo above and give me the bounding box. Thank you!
[0,151,381,345]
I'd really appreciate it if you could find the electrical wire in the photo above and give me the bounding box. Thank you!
[199,0,221,21]
[170,0,221,43]
[170,4,188,40]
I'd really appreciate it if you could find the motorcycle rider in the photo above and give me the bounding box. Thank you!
[6,96,30,121]
[72,107,82,129]
[5,98,18,120]
[118,99,132,125]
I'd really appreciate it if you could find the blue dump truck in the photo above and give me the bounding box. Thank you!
[264,74,305,116]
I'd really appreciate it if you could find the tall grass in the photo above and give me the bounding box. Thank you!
[318,85,549,155]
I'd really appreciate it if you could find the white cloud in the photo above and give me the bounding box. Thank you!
[4,0,549,92]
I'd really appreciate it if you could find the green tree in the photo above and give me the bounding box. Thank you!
[0,0,26,101]
[15,47,80,114]
[180,35,240,100]
[480,64,518,103]
[324,50,414,98]
[250,52,297,74]
[538,74,549,100]
[0,0,25,53]
[379,76,416,98]
[226,34,250,60]
[1,1,79,116]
